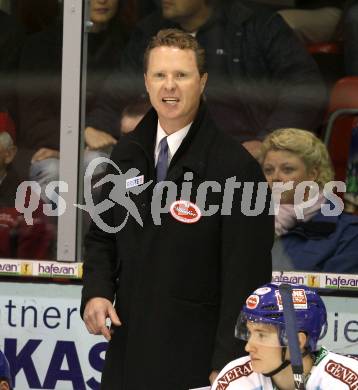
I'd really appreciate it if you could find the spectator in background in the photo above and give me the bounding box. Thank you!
[0,349,12,390]
[0,112,54,260]
[0,112,19,205]
[278,1,343,44]
[86,0,327,159]
[260,128,358,273]
[118,97,151,136]
[14,0,59,35]
[343,0,358,75]
[0,9,25,121]
[17,0,131,202]
[344,122,358,212]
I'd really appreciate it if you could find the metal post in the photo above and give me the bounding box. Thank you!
[57,0,84,261]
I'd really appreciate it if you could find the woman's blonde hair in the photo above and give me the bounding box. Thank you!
[260,128,334,189]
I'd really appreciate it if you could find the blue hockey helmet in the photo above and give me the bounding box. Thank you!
[236,283,327,351]
[0,350,12,388]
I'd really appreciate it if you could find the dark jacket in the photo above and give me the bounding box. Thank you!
[81,103,274,389]
[273,210,358,273]
[87,0,326,142]
[0,167,21,207]
[0,10,25,119]
[17,21,124,152]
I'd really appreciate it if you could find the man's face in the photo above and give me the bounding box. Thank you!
[0,139,16,176]
[144,46,207,133]
[161,0,207,22]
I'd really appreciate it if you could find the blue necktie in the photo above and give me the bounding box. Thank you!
[156,137,169,182]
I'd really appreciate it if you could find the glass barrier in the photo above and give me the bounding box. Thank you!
[0,0,357,279]
[77,0,358,278]
[0,0,62,261]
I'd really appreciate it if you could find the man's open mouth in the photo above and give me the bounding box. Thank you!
[162,97,179,105]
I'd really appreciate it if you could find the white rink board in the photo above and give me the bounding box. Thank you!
[0,282,105,389]
[0,282,357,389]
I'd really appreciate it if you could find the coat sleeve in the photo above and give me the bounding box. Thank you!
[321,221,358,273]
[253,12,328,136]
[211,156,274,371]
[80,162,121,317]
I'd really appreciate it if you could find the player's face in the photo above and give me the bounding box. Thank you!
[262,150,318,204]
[144,46,207,134]
[244,322,283,374]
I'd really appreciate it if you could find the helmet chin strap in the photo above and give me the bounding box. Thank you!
[262,347,309,378]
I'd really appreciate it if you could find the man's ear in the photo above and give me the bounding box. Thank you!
[298,332,308,352]
[200,73,208,93]
[0,379,10,390]
[144,73,148,93]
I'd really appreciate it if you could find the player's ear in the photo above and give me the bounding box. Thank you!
[298,332,308,352]
[0,379,10,390]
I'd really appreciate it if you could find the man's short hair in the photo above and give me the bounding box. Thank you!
[143,28,206,76]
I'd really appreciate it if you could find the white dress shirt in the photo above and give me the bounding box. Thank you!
[154,121,192,166]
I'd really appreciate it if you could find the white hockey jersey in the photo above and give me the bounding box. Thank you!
[211,347,358,390]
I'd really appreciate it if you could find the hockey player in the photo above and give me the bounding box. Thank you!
[212,283,358,390]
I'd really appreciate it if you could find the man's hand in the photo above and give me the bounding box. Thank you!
[83,297,121,341]
[209,370,219,385]
[242,140,262,160]
[31,148,60,162]
[85,127,117,150]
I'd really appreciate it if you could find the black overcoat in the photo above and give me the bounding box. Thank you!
[81,103,274,390]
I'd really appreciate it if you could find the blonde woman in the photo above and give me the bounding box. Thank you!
[260,128,358,273]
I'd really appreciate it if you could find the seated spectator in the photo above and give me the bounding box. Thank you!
[17,0,129,202]
[278,1,343,44]
[212,282,358,390]
[0,112,54,259]
[0,112,19,205]
[345,123,358,212]
[86,0,327,159]
[260,128,358,273]
[118,97,151,136]
[0,349,12,390]
[343,0,358,75]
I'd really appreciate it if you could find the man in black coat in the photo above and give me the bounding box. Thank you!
[81,29,274,389]
[86,0,326,159]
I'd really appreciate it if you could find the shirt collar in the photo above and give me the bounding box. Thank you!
[155,121,192,163]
